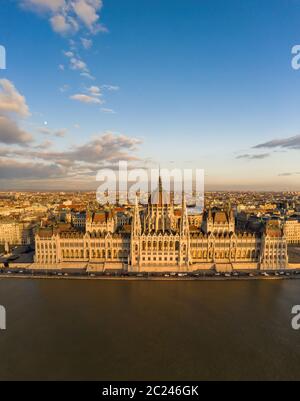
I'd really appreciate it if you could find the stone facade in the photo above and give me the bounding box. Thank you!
[35,179,289,272]
[0,220,35,246]
[284,219,300,244]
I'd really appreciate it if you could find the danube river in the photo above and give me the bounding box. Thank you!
[0,278,300,380]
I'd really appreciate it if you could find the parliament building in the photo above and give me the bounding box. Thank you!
[35,178,289,272]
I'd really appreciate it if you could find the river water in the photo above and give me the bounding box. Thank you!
[0,278,300,380]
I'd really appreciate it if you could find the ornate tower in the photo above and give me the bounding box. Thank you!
[180,194,189,236]
[179,194,191,268]
[130,197,141,271]
[144,173,174,233]
[132,197,141,238]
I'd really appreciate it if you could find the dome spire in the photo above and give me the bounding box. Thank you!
[158,165,163,206]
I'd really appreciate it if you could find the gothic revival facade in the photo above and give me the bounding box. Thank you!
[35,178,289,272]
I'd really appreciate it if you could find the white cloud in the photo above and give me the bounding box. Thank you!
[62,49,94,78]
[69,39,77,50]
[0,79,30,117]
[88,85,101,96]
[69,85,103,105]
[59,84,70,93]
[70,94,103,104]
[102,84,120,92]
[63,50,74,58]
[21,0,105,36]
[70,56,88,72]
[22,0,65,13]
[101,108,116,114]
[80,71,95,79]
[73,0,102,30]
[50,14,73,34]
[81,37,93,49]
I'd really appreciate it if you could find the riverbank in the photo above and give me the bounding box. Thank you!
[0,272,299,281]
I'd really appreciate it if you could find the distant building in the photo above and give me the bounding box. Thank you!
[71,211,86,230]
[202,207,235,235]
[284,219,300,244]
[0,220,35,246]
[86,210,115,233]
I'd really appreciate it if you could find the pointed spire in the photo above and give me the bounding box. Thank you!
[132,196,141,237]
[158,165,163,206]
[180,193,189,236]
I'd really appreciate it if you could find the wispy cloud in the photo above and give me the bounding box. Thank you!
[70,93,103,104]
[38,127,67,137]
[0,158,65,179]
[63,48,94,79]
[70,84,104,104]
[81,37,93,49]
[59,84,70,93]
[236,153,270,160]
[101,108,116,114]
[254,135,300,150]
[102,84,120,91]
[34,139,53,149]
[278,172,300,177]
[70,56,88,72]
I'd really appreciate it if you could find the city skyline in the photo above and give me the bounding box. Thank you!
[0,0,300,191]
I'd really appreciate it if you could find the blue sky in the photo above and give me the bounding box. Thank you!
[0,0,300,190]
